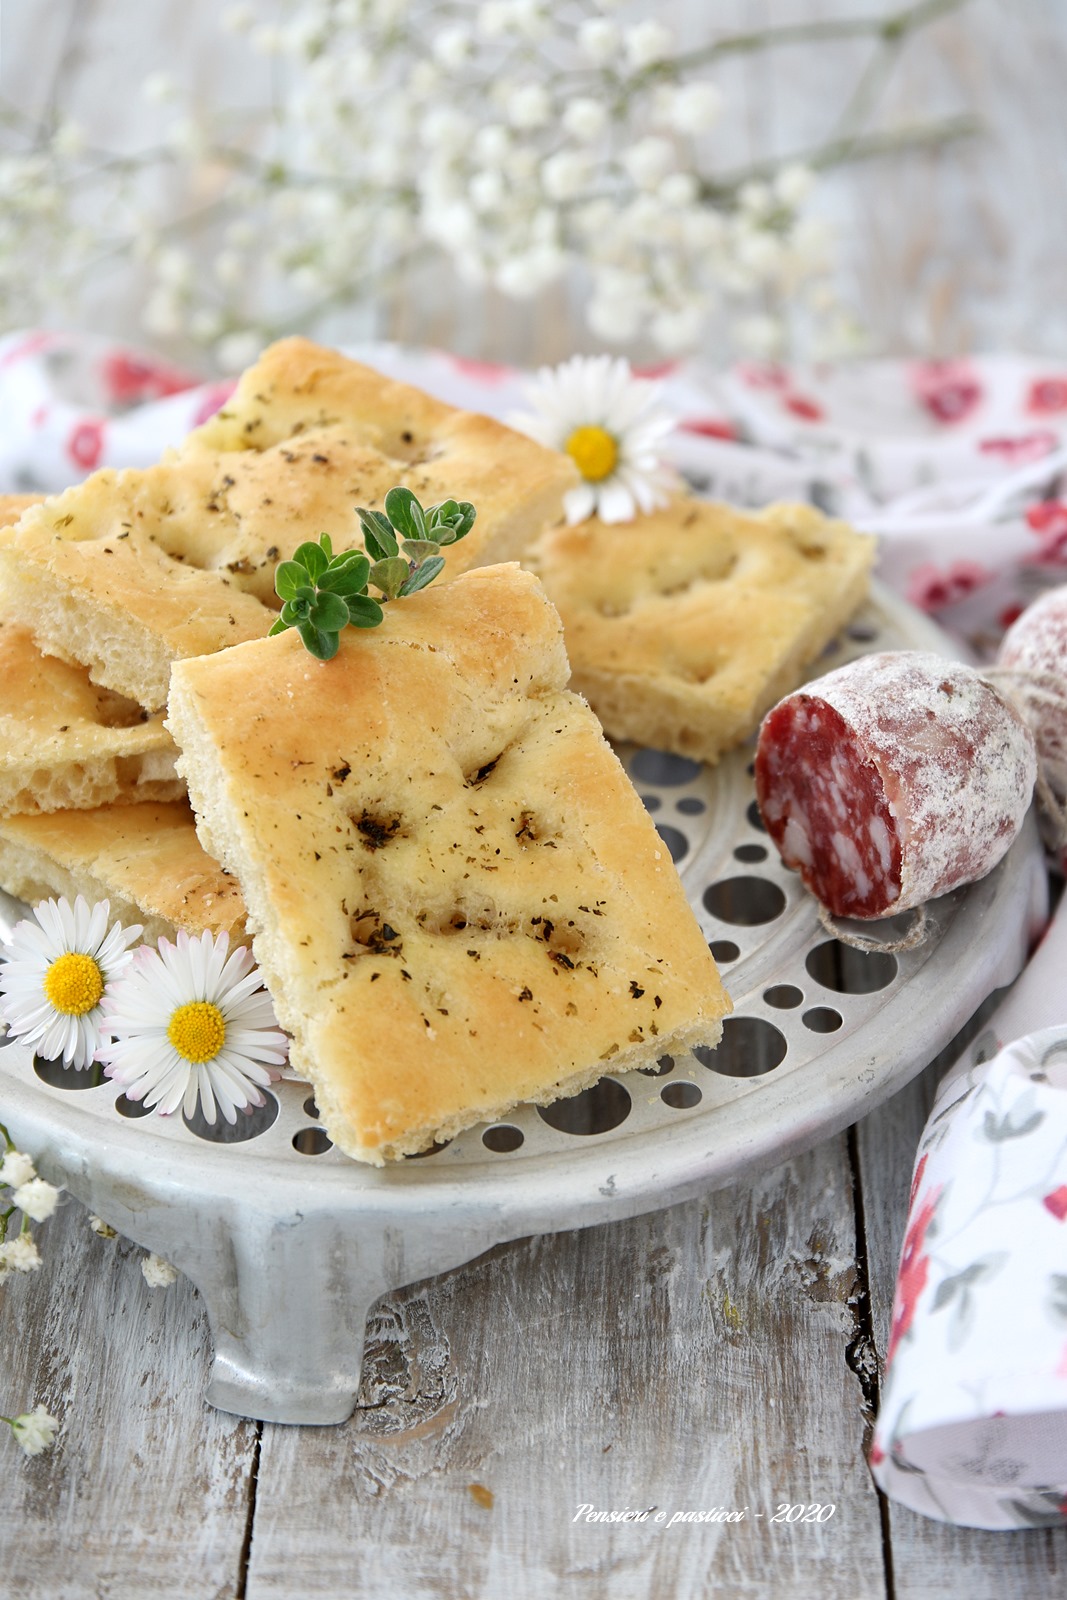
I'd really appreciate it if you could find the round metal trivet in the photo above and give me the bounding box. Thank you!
[0,584,1049,1423]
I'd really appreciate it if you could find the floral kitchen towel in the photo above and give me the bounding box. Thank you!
[870,1021,1067,1530]
[5,330,1067,669]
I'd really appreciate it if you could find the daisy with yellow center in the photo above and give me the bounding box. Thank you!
[509,354,675,525]
[98,930,288,1123]
[0,896,140,1070]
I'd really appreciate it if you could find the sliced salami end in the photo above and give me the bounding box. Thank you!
[754,652,1037,921]
[755,695,903,917]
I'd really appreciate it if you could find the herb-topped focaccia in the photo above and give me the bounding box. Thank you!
[166,562,730,1163]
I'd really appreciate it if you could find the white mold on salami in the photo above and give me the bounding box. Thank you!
[754,651,1037,919]
[997,584,1067,807]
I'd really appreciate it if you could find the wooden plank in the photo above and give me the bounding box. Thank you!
[0,1193,255,1600]
[245,1134,885,1599]
[856,1057,1067,1599]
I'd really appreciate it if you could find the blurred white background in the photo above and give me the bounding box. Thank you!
[1,0,1065,370]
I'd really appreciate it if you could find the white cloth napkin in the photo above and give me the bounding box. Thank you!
[1,328,1066,1529]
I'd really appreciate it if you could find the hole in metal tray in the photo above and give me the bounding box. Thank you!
[806,940,897,994]
[537,1077,631,1136]
[696,1018,787,1079]
[184,1094,279,1144]
[703,877,786,926]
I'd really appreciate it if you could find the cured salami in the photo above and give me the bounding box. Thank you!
[997,585,1067,810]
[754,651,1037,919]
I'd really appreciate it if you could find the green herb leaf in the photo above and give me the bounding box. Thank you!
[268,617,288,636]
[400,538,441,562]
[346,593,385,628]
[384,486,426,541]
[273,488,471,657]
[318,553,371,595]
[297,620,339,660]
[428,499,476,544]
[291,539,331,582]
[369,556,410,600]
[399,555,445,595]
[275,560,310,600]
[356,507,398,562]
[309,591,351,632]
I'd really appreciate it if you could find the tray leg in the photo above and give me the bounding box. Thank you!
[189,1209,393,1425]
[186,1207,495,1426]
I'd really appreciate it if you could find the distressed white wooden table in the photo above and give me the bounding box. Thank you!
[2,1,1067,1593]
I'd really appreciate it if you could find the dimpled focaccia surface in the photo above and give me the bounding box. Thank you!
[166,563,729,1164]
[0,339,578,710]
[0,801,247,945]
[528,495,875,765]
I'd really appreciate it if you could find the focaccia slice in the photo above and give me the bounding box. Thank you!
[0,619,181,814]
[0,495,181,813]
[0,339,578,710]
[0,801,246,945]
[527,496,875,765]
[167,563,729,1164]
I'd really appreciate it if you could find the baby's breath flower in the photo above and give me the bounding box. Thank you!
[623,19,673,70]
[7,1406,59,1457]
[578,18,619,66]
[13,1179,59,1224]
[507,84,552,130]
[665,81,724,136]
[0,1235,42,1274]
[88,1215,117,1239]
[0,1151,36,1190]
[561,98,608,142]
[142,1253,179,1288]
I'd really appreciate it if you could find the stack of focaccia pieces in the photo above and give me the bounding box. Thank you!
[0,338,732,1162]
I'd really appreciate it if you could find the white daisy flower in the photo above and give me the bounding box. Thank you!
[98,930,288,1124]
[0,897,141,1071]
[508,355,675,525]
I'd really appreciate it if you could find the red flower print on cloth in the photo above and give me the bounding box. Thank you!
[101,350,194,406]
[783,392,824,423]
[446,355,513,385]
[1028,376,1067,415]
[632,360,680,380]
[735,361,789,391]
[905,559,993,613]
[679,416,739,442]
[978,431,1058,465]
[1025,501,1067,565]
[911,360,983,426]
[1042,1185,1067,1221]
[190,380,237,427]
[67,418,106,472]
[887,1170,942,1368]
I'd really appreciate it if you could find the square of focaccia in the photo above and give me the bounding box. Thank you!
[0,339,579,710]
[0,801,246,946]
[0,495,180,814]
[527,496,875,766]
[166,563,730,1165]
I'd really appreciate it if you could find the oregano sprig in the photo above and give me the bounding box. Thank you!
[270,487,476,659]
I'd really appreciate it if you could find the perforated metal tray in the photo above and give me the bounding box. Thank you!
[0,585,1048,1423]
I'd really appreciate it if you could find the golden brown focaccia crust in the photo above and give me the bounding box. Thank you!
[0,619,181,815]
[0,495,181,813]
[527,496,875,765]
[166,563,729,1164]
[0,339,578,709]
[0,801,246,944]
